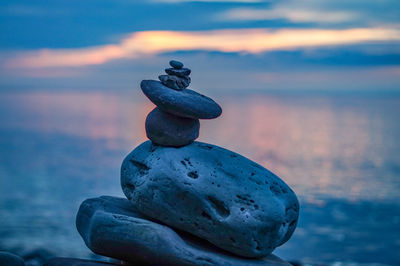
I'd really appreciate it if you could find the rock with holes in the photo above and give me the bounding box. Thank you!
[76,196,290,266]
[141,80,222,119]
[146,107,199,147]
[121,141,299,258]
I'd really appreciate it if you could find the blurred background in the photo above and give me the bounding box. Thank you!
[0,0,400,265]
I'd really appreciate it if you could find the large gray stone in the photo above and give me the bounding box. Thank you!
[145,107,199,147]
[0,252,25,266]
[76,196,291,266]
[121,141,299,258]
[141,80,222,119]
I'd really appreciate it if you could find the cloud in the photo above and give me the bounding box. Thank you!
[219,8,358,23]
[153,0,264,3]
[4,27,400,69]
[216,0,400,25]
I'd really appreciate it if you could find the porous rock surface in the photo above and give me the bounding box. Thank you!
[76,196,290,266]
[145,107,199,147]
[121,141,299,258]
[141,80,222,119]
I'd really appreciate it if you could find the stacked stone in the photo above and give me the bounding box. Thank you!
[44,61,300,266]
[144,60,221,147]
[159,60,191,91]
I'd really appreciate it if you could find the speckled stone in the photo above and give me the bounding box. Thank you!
[0,252,25,266]
[158,74,190,91]
[121,141,299,258]
[141,80,222,119]
[145,107,199,147]
[165,68,191,77]
[76,196,291,266]
[169,60,184,69]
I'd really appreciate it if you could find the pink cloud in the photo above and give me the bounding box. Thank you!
[4,27,400,69]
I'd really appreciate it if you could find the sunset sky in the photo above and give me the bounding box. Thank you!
[1,0,399,93]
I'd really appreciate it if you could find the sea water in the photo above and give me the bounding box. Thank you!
[0,91,399,265]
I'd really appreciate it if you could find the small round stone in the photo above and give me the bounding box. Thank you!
[158,75,182,91]
[165,68,191,77]
[169,60,183,69]
[158,75,190,91]
[145,107,199,147]
[141,80,222,119]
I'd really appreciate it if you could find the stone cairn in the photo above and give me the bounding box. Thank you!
[44,60,300,266]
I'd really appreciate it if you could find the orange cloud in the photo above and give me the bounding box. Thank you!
[4,27,400,69]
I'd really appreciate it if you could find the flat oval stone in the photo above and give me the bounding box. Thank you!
[76,196,291,266]
[141,80,222,119]
[165,68,191,77]
[169,60,183,69]
[121,141,299,258]
[146,107,199,147]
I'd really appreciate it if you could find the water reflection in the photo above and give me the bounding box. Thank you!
[204,95,400,203]
[0,91,399,264]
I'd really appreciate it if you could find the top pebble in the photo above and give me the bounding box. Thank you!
[169,60,184,69]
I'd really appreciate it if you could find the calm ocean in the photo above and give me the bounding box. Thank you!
[0,91,399,265]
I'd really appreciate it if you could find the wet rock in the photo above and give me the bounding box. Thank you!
[165,67,191,77]
[145,107,199,147]
[158,74,190,91]
[44,258,119,266]
[169,60,184,69]
[121,141,299,258]
[0,251,25,266]
[76,196,291,266]
[141,80,222,119]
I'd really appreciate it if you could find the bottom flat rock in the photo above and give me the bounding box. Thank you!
[76,196,290,266]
